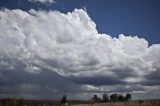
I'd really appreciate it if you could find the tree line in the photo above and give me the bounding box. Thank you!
[91,93,131,103]
[60,93,132,105]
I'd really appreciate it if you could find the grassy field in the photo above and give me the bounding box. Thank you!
[0,98,160,106]
[73,100,160,106]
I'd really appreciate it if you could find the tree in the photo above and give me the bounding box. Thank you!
[60,95,67,104]
[125,93,131,101]
[110,94,118,102]
[102,93,109,102]
[118,94,125,102]
[92,94,101,103]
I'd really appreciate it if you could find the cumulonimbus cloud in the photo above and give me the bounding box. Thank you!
[0,8,160,99]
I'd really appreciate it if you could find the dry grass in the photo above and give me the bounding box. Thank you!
[73,100,160,106]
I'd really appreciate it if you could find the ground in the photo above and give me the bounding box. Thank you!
[73,100,160,106]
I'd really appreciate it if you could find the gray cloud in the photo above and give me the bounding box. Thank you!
[0,60,83,99]
[0,8,160,99]
[70,76,127,86]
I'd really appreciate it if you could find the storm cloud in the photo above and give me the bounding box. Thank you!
[0,8,160,99]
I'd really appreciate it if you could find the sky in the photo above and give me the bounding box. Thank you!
[0,0,160,100]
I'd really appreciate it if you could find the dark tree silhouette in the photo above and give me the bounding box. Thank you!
[125,93,132,101]
[102,93,109,102]
[118,94,125,102]
[110,94,118,102]
[92,94,102,103]
[60,95,67,104]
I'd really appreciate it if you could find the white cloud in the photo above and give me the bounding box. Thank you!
[24,65,41,74]
[28,0,54,4]
[82,84,99,91]
[0,8,160,99]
